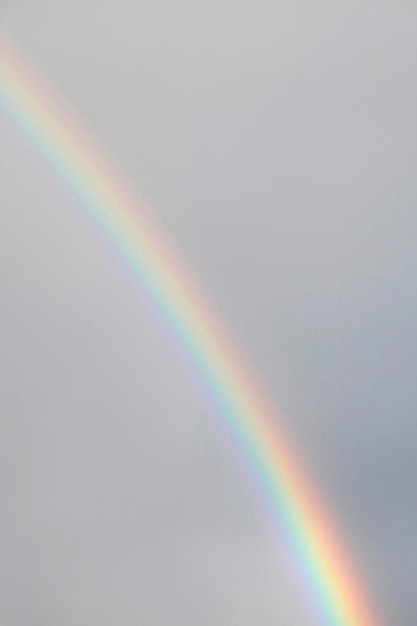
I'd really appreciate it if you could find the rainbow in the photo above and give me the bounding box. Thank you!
[0,37,384,626]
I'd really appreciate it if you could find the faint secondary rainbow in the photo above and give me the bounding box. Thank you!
[0,38,384,626]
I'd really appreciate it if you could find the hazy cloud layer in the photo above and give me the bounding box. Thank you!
[1,1,417,624]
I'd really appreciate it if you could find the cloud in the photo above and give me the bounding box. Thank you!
[1,1,417,623]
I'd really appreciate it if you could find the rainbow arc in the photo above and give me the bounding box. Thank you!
[0,37,384,626]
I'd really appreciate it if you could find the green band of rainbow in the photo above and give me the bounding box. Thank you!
[0,37,384,626]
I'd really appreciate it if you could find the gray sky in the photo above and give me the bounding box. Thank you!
[1,1,417,624]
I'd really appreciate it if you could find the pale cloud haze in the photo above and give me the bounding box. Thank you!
[1,1,416,624]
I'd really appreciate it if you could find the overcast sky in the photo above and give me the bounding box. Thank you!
[1,1,417,624]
